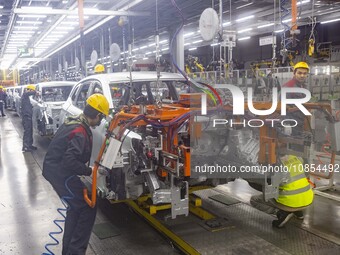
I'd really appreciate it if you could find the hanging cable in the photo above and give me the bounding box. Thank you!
[308,0,316,57]
[169,0,188,80]
[155,0,162,108]
[42,176,76,255]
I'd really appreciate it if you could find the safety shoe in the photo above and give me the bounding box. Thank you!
[272,210,294,228]
[293,211,304,220]
[29,145,38,150]
[22,147,32,152]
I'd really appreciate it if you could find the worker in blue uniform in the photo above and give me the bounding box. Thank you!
[21,84,37,152]
[0,86,6,117]
[43,93,109,255]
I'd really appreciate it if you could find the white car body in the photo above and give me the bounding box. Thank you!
[60,71,188,166]
[30,81,76,136]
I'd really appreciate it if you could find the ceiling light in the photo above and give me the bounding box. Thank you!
[193,40,203,44]
[18,14,47,18]
[16,21,43,24]
[61,21,79,25]
[236,15,254,22]
[184,43,191,46]
[223,22,231,26]
[12,31,35,34]
[21,6,53,12]
[210,43,220,46]
[139,45,147,49]
[132,48,139,52]
[238,28,252,34]
[162,47,169,51]
[148,43,156,47]
[55,26,75,30]
[257,23,274,28]
[14,26,39,30]
[50,31,69,34]
[0,6,3,9]
[159,40,168,44]
[274,29,284,33]
[188,47,197,51]
[238,36,251,41]
[321,18,340,24]
[184,32,195,37]
[297,0,310,5]
[236,2,253,9]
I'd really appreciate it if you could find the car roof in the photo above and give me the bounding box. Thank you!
[36,81,77,88]
[82,71,186,84]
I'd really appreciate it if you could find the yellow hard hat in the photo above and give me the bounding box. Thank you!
[86,93,109,116]
[3,88,6,92]
[27,84,36,91]
[294,62,309,72]
[0,86,3,89]
[94,64,105,74]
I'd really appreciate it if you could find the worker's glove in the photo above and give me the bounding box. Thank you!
[84,166,93,176]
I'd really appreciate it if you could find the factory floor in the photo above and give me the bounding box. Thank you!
[1,108,340,255]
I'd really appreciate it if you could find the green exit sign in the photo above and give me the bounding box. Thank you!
[17,47,34,57]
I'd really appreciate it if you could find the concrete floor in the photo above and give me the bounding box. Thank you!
[1,108,340,255]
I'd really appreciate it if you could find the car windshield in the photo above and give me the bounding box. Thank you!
[109,80,190,108]
[42,85,73,102]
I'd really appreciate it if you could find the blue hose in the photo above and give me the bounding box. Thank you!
[42,175,75,255]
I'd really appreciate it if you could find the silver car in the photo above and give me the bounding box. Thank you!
[30,81,76,136]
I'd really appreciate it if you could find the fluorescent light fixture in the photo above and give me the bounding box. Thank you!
[297,0,310,5]
[60,21,79,25]
[236,2,253,9]
[275,29,284,33]
[50,31,69,34]
[145,52,152,55]
[139,45,147,49]
[0,6,3,9]
[132,48,139,52]
[18,14,47,18]
[238,28,252,34]
[16,21,43,24]
[143,57,148,60]
[14,26,39,30]
[223,22,231,26]
[238,36,251,41]
[321,18,340,24]
[34,0,142,62]
[148,43,156,47]
[12,30,35,34]
[21,6,52,10]
[236,15,254,22]
[184,42,191,46]
[9,35,31,39]
[188,47,197,51]
[161,47,169,51]
[56,26,75,30]
[210,43,220,46]
[159,40,167,44]
[193,40,203,44]
[184,32,194,37]
[257,23,274,28]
